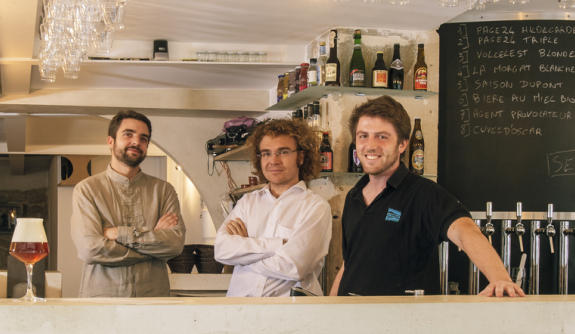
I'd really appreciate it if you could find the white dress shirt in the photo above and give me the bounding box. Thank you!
[214,181,332,297]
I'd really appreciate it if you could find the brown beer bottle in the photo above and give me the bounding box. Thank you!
[348,142,362,173]
[409,118,424,175]
[325,30,340,86]
[320,132,333,172]
[413,44,428,91]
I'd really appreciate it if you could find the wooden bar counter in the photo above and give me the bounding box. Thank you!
[0,295,574,333]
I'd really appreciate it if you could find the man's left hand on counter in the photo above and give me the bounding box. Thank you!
[479,280,525,297]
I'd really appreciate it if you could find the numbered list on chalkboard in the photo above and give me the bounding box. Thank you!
[438,21,575,211]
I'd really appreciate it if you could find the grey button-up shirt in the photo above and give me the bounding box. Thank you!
[71,165,185,297]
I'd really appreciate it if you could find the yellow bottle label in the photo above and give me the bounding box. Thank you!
[411,149,424,171]
[325,64,338,82]
[373,70,388,87]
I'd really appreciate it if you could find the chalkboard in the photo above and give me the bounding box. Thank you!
[438,20,575,212]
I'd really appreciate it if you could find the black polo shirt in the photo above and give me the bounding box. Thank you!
[338,163,470,296]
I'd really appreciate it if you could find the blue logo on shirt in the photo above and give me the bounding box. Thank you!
[385,208,402,223]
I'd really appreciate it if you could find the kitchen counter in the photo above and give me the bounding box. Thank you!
[0,295,573,333]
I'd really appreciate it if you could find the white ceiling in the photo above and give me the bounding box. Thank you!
[115,0,465,44]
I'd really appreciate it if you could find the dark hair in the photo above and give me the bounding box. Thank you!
[247,118,321,183]
[348,95,411,142]
[108,110,152,139]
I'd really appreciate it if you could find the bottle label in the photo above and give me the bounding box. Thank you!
[350,70,365,86]
[390,59,404,70]
[415,130,423,140]
[308,70,318,86]
[411,149,424,172]
[373,70,388,87]
[325,64,338,82]
[320,45,326,57]
[414,67,427,90]
[320,152,333,171]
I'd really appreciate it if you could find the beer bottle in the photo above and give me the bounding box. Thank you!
[299,62,309,91]
[277,74,285,102]
[306,103,314,128]
[282,72,290,100]
[294,65,301,92]
[348,29,366,87]
[371,51,388,88]
[308,58,319,87]
[348,142,363,173]
[287,70,296,97]
[311,101,321,128]
[389,44,404,90]
[413,44,428,91]
[318,41,328,86]
[409,118,424,175]
[320,132,333,172]
[325,30,340,86]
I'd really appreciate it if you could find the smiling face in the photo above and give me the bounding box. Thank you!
[107,118,150,168]
[355,115,407,178]
[259,134,303,194]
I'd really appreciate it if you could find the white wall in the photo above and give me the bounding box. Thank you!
[166,156,216,245]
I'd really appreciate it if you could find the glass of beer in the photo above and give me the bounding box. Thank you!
[9,218,50,302]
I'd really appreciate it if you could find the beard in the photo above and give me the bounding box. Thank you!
[360,146,401,177]
[114,143,146,167]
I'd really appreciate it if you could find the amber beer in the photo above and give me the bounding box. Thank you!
[9,218,49,264]
[9,242,49,264]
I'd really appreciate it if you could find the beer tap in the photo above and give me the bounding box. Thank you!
[502,202,524,273]
[545,204,555,254]
[559,221,575,294]
[515,202,525,253]
[530,218,544,295]
[483,201,495,244]
[529,204,556,295]
[469,201,494,294]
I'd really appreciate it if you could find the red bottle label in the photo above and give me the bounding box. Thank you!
[414,67,427,90]
[320,152,333,171]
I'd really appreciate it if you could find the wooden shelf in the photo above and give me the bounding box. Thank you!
[214,144,252,161]
[267,86,438,111]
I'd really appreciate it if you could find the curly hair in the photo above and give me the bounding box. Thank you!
[247,118,321,183]
[348,95,411,142]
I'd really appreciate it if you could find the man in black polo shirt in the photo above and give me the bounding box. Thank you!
[329,96,524,297]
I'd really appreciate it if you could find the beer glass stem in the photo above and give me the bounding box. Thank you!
[23,263,36,301]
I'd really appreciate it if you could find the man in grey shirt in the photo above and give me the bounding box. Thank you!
[71,110,185,297]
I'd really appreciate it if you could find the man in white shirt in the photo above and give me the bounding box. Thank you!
[214,119,332,297]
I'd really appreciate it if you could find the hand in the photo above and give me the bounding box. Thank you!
[104,227,118,240]
[154,213,179,231]
[226,218,248,237]
[479,280,525,297]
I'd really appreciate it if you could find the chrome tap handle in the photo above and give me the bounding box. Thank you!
[515,226,525,253]
[486,201,493,218]
[485,201,494,244]
[485,224,495,244]
[516,202,525,252]
[546,204,555,254]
